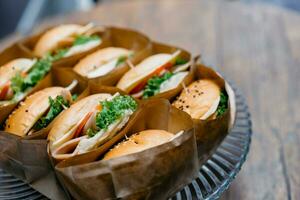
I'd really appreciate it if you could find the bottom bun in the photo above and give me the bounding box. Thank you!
[103,129,174,160]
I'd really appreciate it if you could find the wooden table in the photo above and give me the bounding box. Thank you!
[2,0,300,199]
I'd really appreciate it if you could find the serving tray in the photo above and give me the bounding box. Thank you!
[0,85,252,200]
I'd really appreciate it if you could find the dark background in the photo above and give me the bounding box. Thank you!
[0,0,99,39]
[0,0,299,39]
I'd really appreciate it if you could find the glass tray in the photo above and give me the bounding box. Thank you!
[0,85,252,200]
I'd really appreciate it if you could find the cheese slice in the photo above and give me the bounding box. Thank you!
[64,39,101,57]
[159,72,188,93]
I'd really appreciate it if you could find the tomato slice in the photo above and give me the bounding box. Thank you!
[130,81,147,95]
[74,112,93,138]
[96,104,102,111]
[0,82,11,100]
[21,71,27,77]
[129,61,174,94]
[73,104,102,138]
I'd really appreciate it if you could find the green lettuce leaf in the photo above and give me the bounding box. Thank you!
[86,128,98,138]
[115,56,128,67]
[10,57,52,96]
[46,35,100,62]
[10,73,24,95]
[34,95,70,130]
[142,72,173,99]
[175,57,188,66]
[73,35,100,46]
[49,49,68,61]
[216,91,228,117]
[90,95,137,137]
[72,93,78,101]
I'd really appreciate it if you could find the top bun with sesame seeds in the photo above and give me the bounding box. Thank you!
[103,129,174,160]
[172,79,221,120]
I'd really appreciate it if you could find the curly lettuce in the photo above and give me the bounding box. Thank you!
[87,95,137,137]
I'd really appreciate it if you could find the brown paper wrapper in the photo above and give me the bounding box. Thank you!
[17,25,111,66]
[0,42,53,125]
[175,63,236,165]
[0,69,88,200]
[53,26,152,87]
[55,99,198,200]
[0,42,32,66]
[0,131,67,199]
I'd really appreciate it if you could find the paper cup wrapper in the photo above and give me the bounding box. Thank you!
[0,69,87,200]
[173,63,236,165]
[55,99,198,200]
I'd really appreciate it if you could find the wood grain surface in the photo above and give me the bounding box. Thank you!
[1,0,300,199]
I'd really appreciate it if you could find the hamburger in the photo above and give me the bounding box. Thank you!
[116,50,191,99]
[33,23,102,60]
[5,87,72,137]
[103,129,175,160]
[0,58,50,105]
[73,47,133,79]
[172,79,228,120]
[48,93,137,160]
